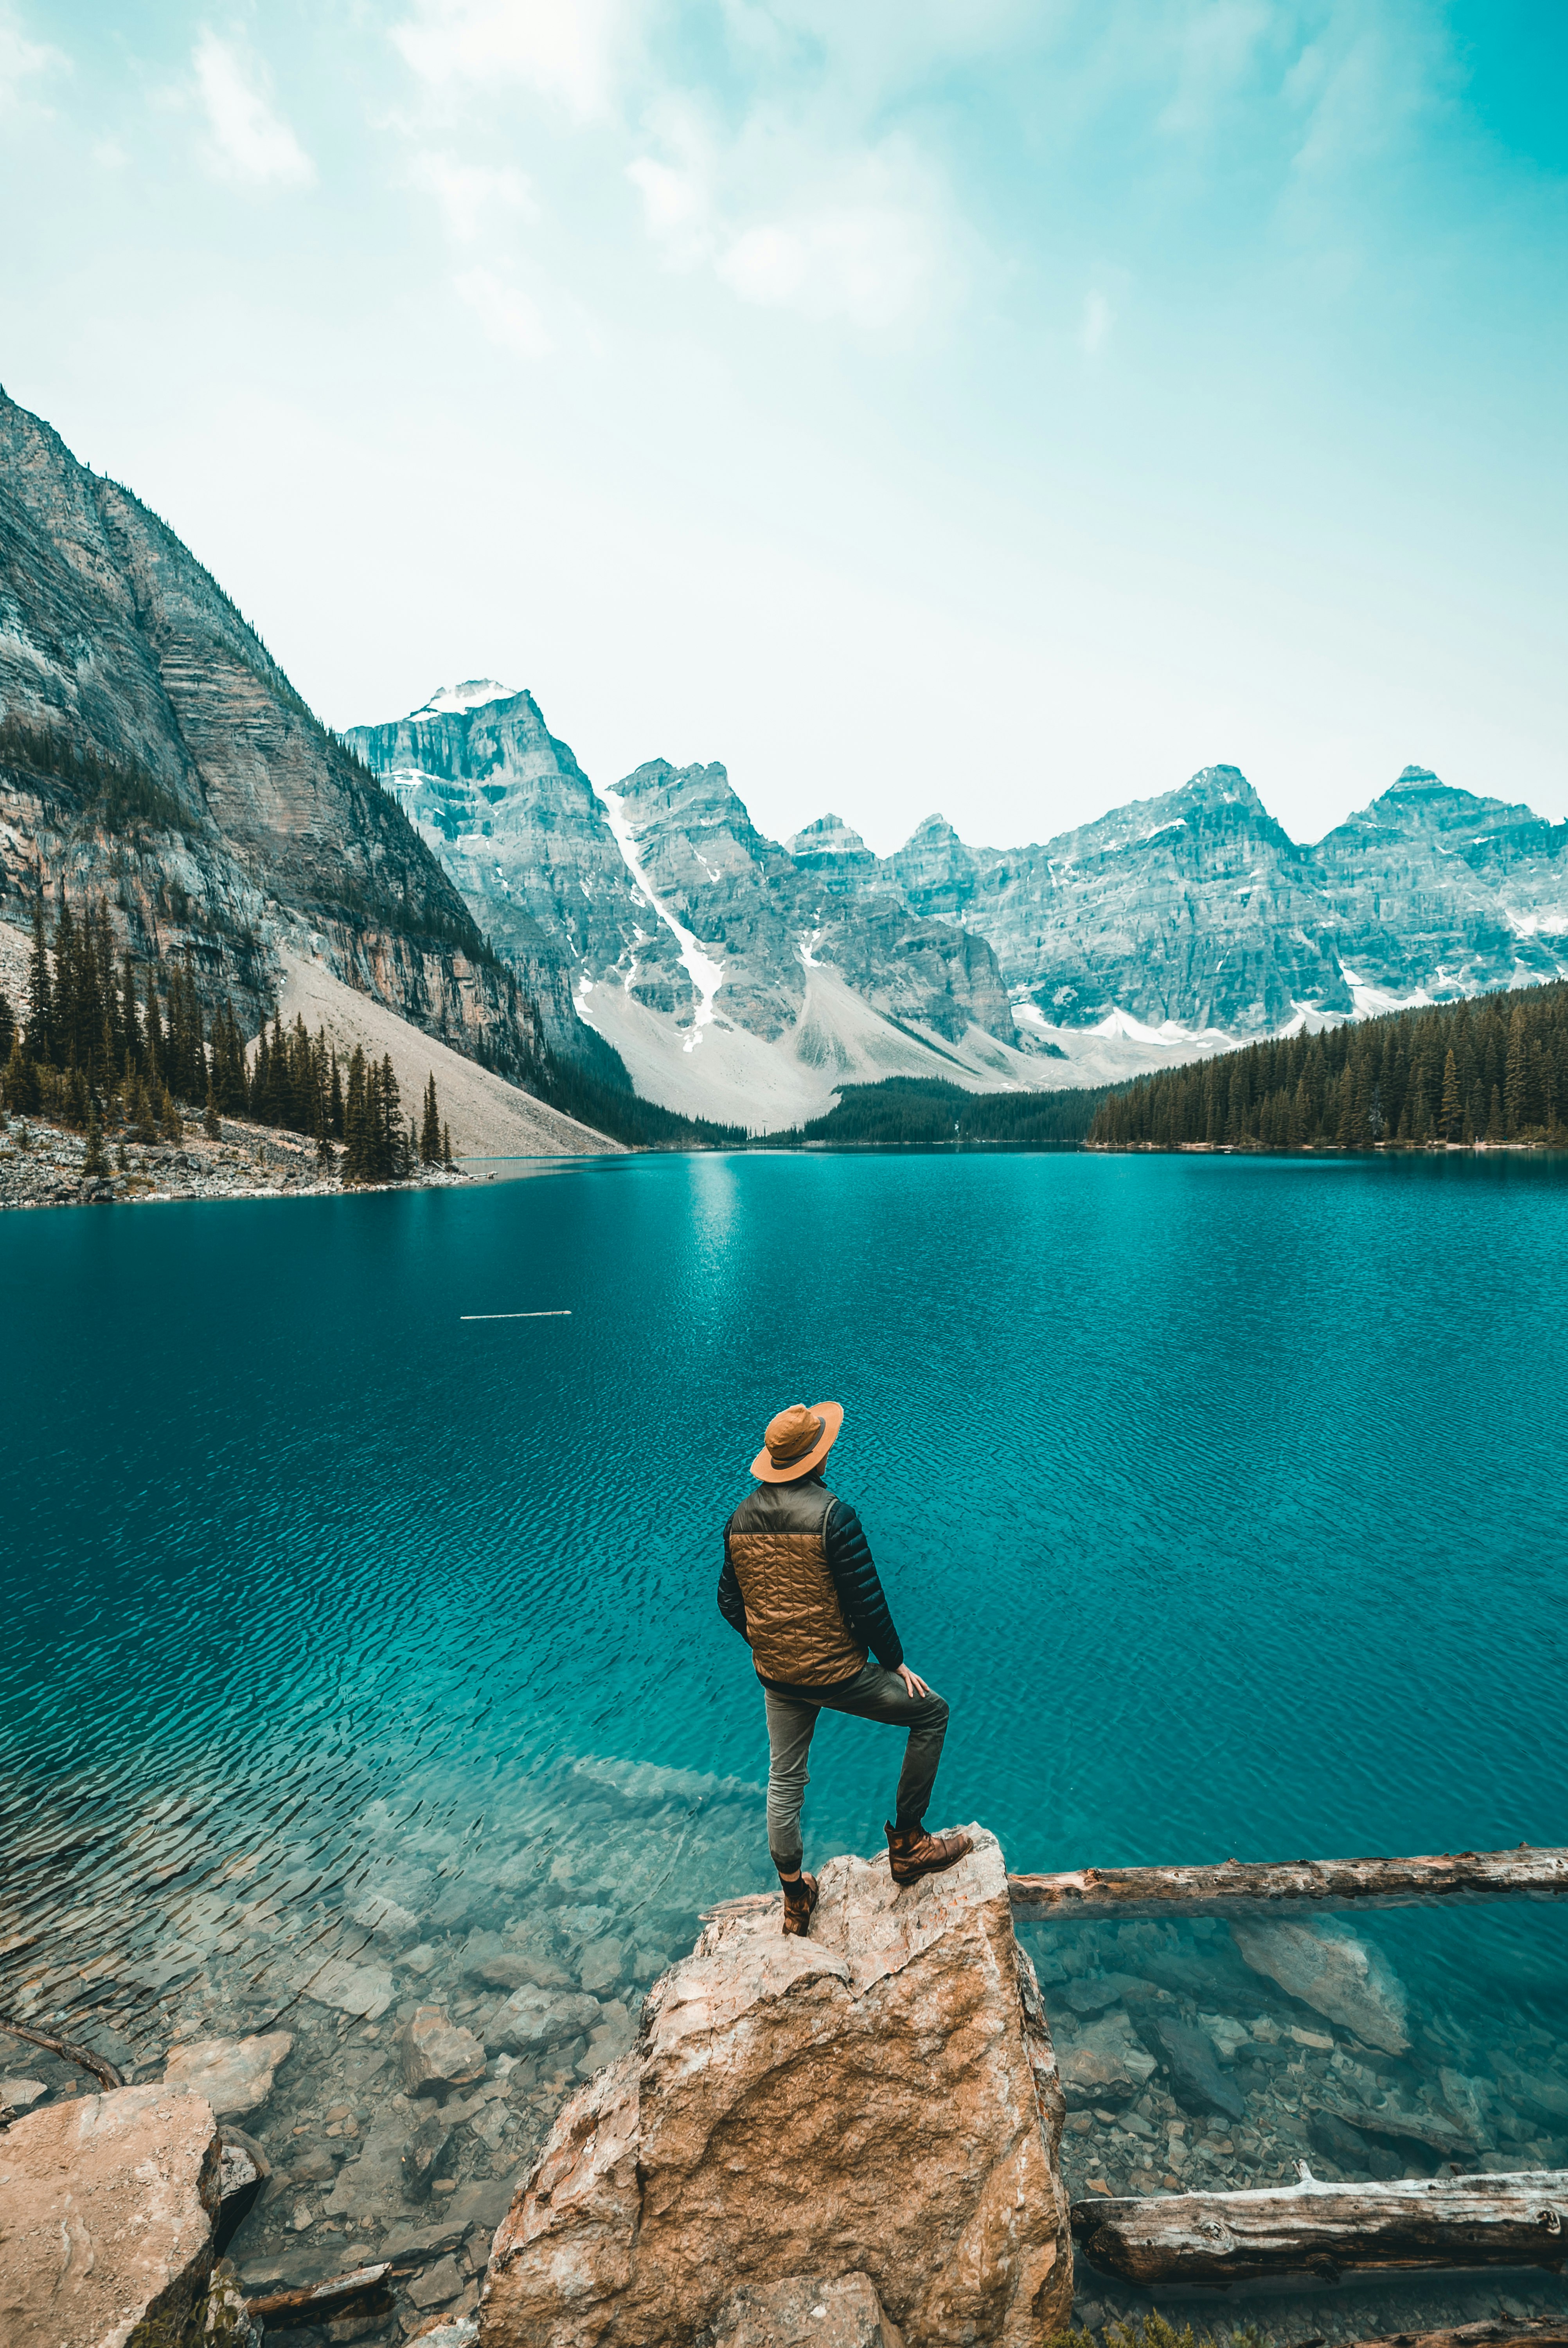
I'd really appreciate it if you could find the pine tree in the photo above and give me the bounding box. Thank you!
[83,1103,109,1179]
[1487,1083,1506,1143]
[342,1045,369,1183]
[1504,1002,1528,1135]
[1439,1049,1461,1142]
[158,1083,183,1142]
[442,1120,453,1167]
[203,1078,221,1141]
[4,1028,39,1115]
[328,1050,344,1140]
[129,1073,157,1142]
[24,898,53,1064]
[0,989,13,1064]
[421,1072,441,1164]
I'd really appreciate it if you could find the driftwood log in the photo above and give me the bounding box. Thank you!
[0,2009,124,2092]
[1348,2325,1568,2348]
[1009,1847,1568,1923]
[1071,2166,1568,2287]
[245,2260,403,2325]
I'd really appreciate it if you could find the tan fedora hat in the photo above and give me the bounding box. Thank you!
[752,1399,844,1485]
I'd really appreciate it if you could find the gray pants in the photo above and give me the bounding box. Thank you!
[762,1658,950,1874]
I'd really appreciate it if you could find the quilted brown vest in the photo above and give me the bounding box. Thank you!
[726,1477,866,1688]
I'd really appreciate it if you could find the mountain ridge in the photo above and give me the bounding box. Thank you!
[348,680,1568,1129]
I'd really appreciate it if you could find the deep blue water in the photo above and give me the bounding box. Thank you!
[4,1149,1567,2080]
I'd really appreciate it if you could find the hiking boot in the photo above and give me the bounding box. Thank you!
[885,1821,973,1885]
[780,1872,819,1936]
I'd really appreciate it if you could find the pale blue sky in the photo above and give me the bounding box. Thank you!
[2,1,1564,851]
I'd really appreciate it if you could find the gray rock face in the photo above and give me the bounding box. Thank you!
[344,704,1021,1098]
[0,390,541,1082]
[843,763,1568,1036]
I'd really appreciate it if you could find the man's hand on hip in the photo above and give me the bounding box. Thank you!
[895,1664,930,1700]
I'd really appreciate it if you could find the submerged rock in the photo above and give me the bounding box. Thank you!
[482,1826,1071,2348]
[397,2006,487,2098]
[483,1982,601,2056]
[716,2272,905,2348]
[163,2029,294,2116]
[402,2109,457,2202]
[1229,1917,1409,2054]
[0,2082,220,2348]
[1143,2017,1245,2122]
[1058,2016,1158,2110]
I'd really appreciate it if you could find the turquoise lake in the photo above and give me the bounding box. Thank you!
[4,1149,1568,2314]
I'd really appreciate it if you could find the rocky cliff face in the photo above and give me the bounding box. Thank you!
[0,393,536,1073]
[840,765,1568,1037]
[345,700,1042,1127]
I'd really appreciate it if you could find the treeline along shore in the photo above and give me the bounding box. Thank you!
[1088,980,1568,1152]
[0,894,454,1188]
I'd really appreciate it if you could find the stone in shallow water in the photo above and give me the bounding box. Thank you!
[0,2078,48,2111]
[483,1983,601,2055]
[402,2110,457,2202]
[163,2030,294,2116]
[303,1957,397,2020]
[0,2082,220,2348]
[408,2253,467,2309]
[716,2272,904,2348]
[398,2006,486,2098]
[1144,2016,1245,2122]
[1058,2018,1157,2110]
[483,1824,1071,2348]
[1229,1917,1409,2054]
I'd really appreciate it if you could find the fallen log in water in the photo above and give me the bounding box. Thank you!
[1071,2166,1568,2287]
[1348,2323,1568,2348]
[1009,1847,1568,1923]
[246,2260,401,2326]
[0,2008,124,2091]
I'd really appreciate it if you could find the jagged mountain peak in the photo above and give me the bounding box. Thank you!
[787,812,871,859]
[409,679,520,719]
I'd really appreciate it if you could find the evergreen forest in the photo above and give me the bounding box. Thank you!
[763,1075,1113,1146]
[0,893,454,1184]
[1087,982,1568,1151]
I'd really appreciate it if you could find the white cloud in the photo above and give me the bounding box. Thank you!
[392,0,638,122]
[192,28,315,189]
[627,113,953,332]
[1079,288,1113,355]
[454,264,554,355]
[409,151,536,241]
[0,7,67,113]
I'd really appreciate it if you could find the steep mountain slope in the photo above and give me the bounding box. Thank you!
[794,764,1568,1043]
[1311,767,1568,1007]
[866,768,1353,1032]
[0,390,539,1082]
[346,694,1063,1128]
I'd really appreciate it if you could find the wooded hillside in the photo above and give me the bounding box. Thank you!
[1088,983,1568,1150]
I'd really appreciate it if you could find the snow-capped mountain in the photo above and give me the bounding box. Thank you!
[344,693,1069,1128]
[347,682,1568,1131]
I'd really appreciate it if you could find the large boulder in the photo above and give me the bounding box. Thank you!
[481,1826,1071,2348]
[398,2006,487,2097]
[0,2082,221,2348]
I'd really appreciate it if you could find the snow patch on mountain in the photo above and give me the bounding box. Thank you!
[594,780,725,1052]
[412,679,517,717]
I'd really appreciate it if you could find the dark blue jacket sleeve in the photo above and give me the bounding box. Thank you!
[717,1525,750,1643]
[824,1501,904,1670]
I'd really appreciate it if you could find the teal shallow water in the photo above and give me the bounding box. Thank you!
[3,1151,1568,2310]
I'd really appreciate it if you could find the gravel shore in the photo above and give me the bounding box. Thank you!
[0,1112,472,1211]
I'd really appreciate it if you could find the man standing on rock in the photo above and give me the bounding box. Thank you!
[718,1400,971,1935]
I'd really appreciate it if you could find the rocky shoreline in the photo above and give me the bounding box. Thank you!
[0,1110,474,1212]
